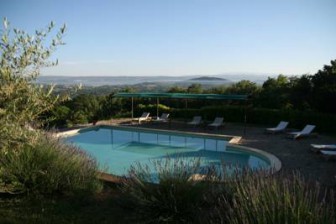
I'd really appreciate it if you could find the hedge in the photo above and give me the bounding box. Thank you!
[129,104,336,134]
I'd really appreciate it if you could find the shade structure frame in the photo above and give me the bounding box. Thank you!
[114,92,249,101]
[114,92,249,134]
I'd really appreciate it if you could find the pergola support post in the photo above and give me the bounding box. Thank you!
[243,99,247,135]
[157,98,159,119]
[131,97,134,119]
[113,93,249,126]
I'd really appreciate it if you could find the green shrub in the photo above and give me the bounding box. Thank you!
[202,105,246,122]
[120,159,335,224]
[68,110,89,125]
[113,111,132,119]
[214,172,335,224]
[135,103,170,117]
[0,133,102,195]
[170,106,336,133]
[120,158,218,223]
[171,106,246,123]
[0,123,41,152]
[248,108,336,133]
[171,108,199,120]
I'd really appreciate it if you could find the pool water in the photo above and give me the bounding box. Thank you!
[66,126,270,177]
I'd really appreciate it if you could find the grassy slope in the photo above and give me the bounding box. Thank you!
[0,187,131,224]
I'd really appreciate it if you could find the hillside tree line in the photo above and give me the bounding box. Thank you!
[46,59,336,129]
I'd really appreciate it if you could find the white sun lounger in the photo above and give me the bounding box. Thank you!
[310,144,336,152]
[321,150,336,155]
[208,117,224,129]
[133,112,150,124]
[320,150,336,160]
[265,121,289,133]
[187,116,202,126]
[153,113,170,123]
[287,124,316,139]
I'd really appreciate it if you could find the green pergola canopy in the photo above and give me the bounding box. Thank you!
[114,93,249,100]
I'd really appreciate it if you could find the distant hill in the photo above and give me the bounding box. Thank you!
[189,76,228,81]
[40,74,275,96]
[37,74,274,87]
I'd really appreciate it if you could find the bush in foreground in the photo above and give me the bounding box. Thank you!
[120,158,224,223]
[0,131,102,195]
[216,172,335,224]
[120,158,335,224]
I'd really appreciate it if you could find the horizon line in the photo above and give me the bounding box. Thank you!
[39,73,289,77]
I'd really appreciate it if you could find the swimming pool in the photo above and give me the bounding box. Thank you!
[64,125,275,177]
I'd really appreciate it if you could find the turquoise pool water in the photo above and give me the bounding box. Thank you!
[66,126,270,177]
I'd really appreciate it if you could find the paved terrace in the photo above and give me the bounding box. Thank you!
[97,118,336,189]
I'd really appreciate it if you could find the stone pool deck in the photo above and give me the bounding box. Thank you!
[96,118,336,189]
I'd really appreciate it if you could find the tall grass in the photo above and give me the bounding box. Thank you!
[120,157,221,223]
[0,133,102,195]
[214,171,336,224]
[120,157,335,224]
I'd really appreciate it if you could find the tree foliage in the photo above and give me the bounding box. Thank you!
[0,18,66,126]
[45,59,336,129]
[257,75,291,109]
[226,80,260,95]
[311,59,336,113]
[0,18,66,149]
[0,19,103,196]
[287,75,312,110]
[187,83,203,93]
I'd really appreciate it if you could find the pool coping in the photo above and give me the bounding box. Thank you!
[227,144,282,173]
[55,124,242,144]
[56,124,282,183]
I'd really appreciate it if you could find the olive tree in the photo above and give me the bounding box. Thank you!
[0,18,66,147]
[0,18,66,125]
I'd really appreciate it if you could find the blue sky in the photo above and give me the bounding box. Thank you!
[1,0,335,76]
